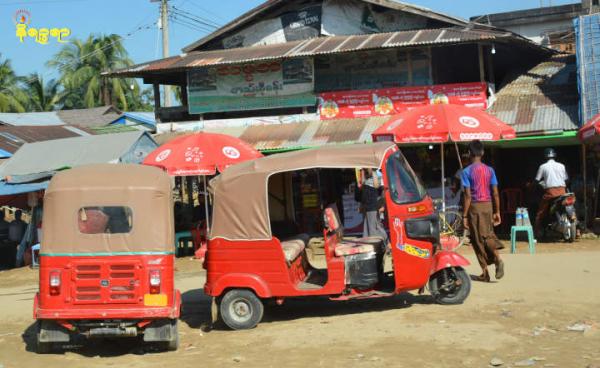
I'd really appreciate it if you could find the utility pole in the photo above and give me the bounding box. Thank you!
[160,0,172,107]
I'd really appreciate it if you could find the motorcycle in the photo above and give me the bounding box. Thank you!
[544,193,578,242]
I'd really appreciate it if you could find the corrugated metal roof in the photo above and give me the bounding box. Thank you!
[156,116,388,151]
[488,54,579,135]
[0,106,121,128]
[108,28,507,78]
[0,112,63,126]
[57,106,122,128]
[0,125,94,154]
[0,131,149,181]
[182,0,468,53]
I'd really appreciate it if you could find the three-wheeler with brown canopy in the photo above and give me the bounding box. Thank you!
[206,142,471,330]
[33,164,180,353]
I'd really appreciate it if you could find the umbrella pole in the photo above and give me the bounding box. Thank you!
[441,142,446,213]
[454,141,463,169]
[203,175,210,234]
[583,144,588,229]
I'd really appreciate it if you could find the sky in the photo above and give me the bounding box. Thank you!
[0,0,577,79]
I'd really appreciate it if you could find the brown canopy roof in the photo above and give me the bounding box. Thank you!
[209,142,396,241]
[42,164,173,255]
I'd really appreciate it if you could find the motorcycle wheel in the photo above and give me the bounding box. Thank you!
[429,267,471,305]
[567,222,577,243]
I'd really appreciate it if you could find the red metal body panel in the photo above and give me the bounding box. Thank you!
[204,238,346,297]
[36,255,180,320]
[429,250,471,275]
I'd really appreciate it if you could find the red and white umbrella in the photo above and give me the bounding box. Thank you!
[372,104,516,211]
[144,132,263,176]
[371,104,516,143]
[144,132,263,232]
[578,113,600,143]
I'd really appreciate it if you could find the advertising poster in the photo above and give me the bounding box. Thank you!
[318,82,488,120]
[281,6,322,41]
[188,58,316,114]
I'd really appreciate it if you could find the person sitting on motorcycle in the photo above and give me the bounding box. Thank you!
[534,148,568,237]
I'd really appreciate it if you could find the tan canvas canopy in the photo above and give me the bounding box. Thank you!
[42,164,174,255]
[210,142,397,241]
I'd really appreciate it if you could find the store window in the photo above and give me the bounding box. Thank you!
[78,207,133,234]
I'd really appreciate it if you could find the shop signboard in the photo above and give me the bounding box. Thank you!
[318,82,488,120]
[188,58,316,114]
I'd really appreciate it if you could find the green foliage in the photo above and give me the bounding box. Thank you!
[0,34,153,113]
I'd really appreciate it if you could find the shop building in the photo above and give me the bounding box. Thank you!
[108,0,584,234]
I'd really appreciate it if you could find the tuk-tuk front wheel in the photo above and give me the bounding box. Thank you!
[219,289,264,330]
[429,267,471,305]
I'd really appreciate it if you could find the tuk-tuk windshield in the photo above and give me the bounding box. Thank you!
[386,151,427,204]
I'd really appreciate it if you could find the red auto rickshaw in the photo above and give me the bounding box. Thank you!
[34,164,180,352]
[206,142,471,330]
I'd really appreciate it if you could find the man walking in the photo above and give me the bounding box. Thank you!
[534,148,568,237]
[461,140,504,282]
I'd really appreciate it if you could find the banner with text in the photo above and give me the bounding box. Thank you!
[188,58,316,114]
[318,82,488,120]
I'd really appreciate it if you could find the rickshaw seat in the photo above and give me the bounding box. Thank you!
[281,240,305,263]
[334,242,378,257]
[324,205,385,257]
[280,234,309,263]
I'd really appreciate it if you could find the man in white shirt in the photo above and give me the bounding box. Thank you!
[534,148,568,236]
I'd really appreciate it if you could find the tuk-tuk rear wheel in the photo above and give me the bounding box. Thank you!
[220,289,264,330]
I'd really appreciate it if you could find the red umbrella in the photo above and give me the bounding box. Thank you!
[578,113,600,143]
[144,132,263,233]
[371,104,516,143]
[144,132,263,176]
[372,104,515,211]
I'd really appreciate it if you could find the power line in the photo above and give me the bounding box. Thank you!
[170,15,214,34]
[170,6,221,29]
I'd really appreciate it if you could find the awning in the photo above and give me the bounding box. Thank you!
[0,181,48,196]
[489,131,579,148]
[107,28,529,79]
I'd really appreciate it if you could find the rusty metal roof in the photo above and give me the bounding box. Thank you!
[157,116,389,151]
[489,54,579,135]
[0,125,93,154]
[108,28,511,78]
[182,0,469,53]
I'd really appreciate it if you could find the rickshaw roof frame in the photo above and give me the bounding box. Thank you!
[42,163,174,256]
[209,142,397,241]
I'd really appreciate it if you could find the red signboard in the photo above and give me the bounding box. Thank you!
[318,82,488,120]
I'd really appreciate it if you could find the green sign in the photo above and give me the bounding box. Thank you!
[188,58,316,114]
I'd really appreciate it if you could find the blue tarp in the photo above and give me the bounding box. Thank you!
[0,149,12,158]
[575,13,600,123]
[0,181,49,196]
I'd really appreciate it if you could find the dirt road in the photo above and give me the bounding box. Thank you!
[0,241,599,368]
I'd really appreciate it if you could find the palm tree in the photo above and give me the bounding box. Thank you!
[23,73,61,111]
[0,54,27,112]
[48,34,139,110]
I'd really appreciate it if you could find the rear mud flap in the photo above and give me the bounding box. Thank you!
[38,321,70,343]
[143,320,177,342]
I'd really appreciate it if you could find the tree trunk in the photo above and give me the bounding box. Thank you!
[102,77,111,106]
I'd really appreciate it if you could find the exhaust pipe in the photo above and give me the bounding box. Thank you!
[86,326,138,338]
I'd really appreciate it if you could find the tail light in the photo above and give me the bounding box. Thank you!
[563,196,576,206]
[149,270,161,294]
[49,270,61,296]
